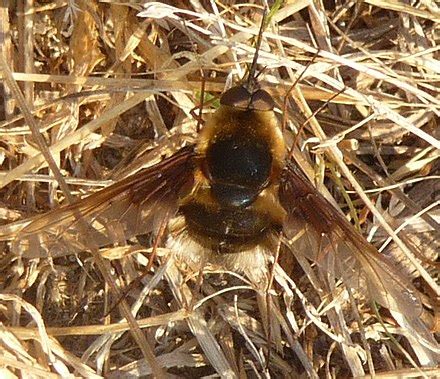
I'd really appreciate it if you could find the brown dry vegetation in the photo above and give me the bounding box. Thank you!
[0,1,439,378]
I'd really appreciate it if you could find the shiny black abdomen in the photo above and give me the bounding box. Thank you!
[181,201,272,246]
[206,128,272,207]
[206,135,271,187]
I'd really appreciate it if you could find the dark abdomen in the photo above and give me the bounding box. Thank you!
[205,129,272,207]
[181,201,273,247]
[180,108,284,252]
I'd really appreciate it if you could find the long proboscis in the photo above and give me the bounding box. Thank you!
[246,7,268,93]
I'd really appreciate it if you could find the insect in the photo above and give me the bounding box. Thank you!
[0,7,434,346]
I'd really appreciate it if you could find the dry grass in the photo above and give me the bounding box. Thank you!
[0,1,439,378]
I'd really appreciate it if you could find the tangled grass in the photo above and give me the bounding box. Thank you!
[0,1,439,377]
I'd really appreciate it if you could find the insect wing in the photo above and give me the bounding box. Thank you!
[279,161,423,319]
[3,146,196,258]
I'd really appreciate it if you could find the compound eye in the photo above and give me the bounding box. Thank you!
[220,86,251,109]
[249,89,274,111]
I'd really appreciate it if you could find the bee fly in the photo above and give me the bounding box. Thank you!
[168,32,287,278]
[1,9,434,339]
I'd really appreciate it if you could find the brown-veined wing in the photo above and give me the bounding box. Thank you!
[0,145,196,258]
[280,161,440,353]
[279,160,424,320]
